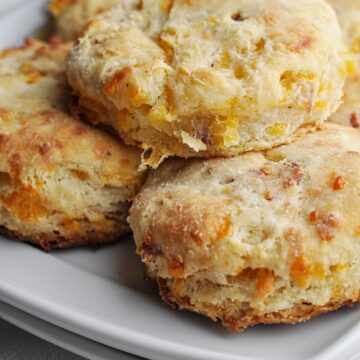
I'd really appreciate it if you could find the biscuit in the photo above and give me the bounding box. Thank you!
[0,38,145,251]
[129,124,360,332]
[49,0,119,40]
[68,0,345,167]
[327,0,360,128]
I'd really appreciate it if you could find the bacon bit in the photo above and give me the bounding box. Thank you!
[350,113,359,128]
[182,0,193,5]
[291,163,304,184]
[290,35,314,53]
[144,234,154,246]
[167,258,185,278]
[135,0,143,10]
[255,269,275,300]
[200,134,211,145]
[195,130,211,145]
[139,242,163,262]
[264,191,273,201]
[309,210,319,222]
[139,233,161,261]
[38,143,51,156]
[231,12,244,22]
[333,176,348,191]
[284,162,305,188]
[315,214,339,241]
[260,165,273,176]
[39,238,52,253]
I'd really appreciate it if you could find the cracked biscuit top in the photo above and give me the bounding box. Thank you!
[68,0,345,167]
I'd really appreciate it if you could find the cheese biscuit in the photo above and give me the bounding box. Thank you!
[0,39,145,251]
[68,0,345,167]
[130,124,360,331]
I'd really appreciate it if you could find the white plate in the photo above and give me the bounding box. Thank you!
[0,301,140,360]
[0,2,360,360]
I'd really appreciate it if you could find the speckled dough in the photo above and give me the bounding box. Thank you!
[49,0,119,40]
[328,0,360,128]
[129,124,360,331]
[68,0,345,167]
[0,38,145,251]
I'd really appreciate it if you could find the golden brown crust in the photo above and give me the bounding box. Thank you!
[158,277,360,332]
[68,0,345,167]
[0,38,145,250]
[0,222,129,252]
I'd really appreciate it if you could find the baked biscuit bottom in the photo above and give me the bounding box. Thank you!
[157,277,360,332]
[0,219,129,252]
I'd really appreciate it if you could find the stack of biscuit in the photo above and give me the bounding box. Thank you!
[1,0,359,332]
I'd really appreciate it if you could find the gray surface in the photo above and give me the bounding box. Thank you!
[0,317,85,360]
[0,300,142,360]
